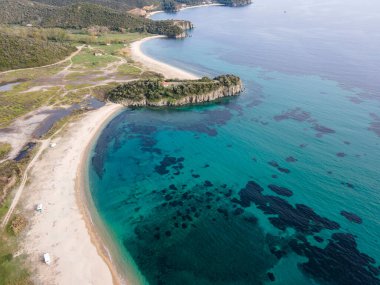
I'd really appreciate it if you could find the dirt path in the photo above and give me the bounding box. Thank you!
[0,45,136,227]
[1,139,50,229]
[0,45,84,76]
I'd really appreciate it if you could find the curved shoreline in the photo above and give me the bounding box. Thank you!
[147,3,224,18]
[130,36,200,80]
[21,104,124,285]
[76,104,126,285]
[20,19,204,285]
[78,106,149,285]
[75,36,205,284]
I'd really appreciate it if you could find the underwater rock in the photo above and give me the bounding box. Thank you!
[268,184,293,197]
[340,211,363,224]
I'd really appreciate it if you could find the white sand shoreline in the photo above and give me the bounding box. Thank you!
[78,106,150,285]
[130,36,200,80]
[20,31,200,284]
[147,3,223,18]
[21,104,124,285]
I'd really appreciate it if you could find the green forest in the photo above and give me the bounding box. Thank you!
[30,0,251,11]
[0,0,182,37]
[0,31,76,71]
[107,75,242,103]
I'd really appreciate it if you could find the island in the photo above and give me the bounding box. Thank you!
[107,74,243,106]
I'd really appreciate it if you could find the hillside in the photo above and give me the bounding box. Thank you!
[0,31,76,71]
[28,0,251,13]
[0,0,184,37]
[107,75,243,106]
[32,0,157,10]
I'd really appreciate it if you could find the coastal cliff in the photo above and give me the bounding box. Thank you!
[218,0,252,7]
[172,20,193,38]
[172,20,194,30]
[116,84,242,107]
[107,75,243,107]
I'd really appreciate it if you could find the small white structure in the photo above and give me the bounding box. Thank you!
[106,43,111,46]
[26,24,33,27]
[94,52,103,57]
[36,204,43,212]
[43,253,51,265]
[49,142,57,148]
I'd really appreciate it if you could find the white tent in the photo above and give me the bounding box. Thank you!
[43,253,51,265]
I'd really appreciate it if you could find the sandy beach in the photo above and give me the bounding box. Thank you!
[147,3,223,17]
[19,35,198,284]
[130,36,199,80]
[21,104,123,285]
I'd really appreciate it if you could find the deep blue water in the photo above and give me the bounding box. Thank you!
[89,1,380,284]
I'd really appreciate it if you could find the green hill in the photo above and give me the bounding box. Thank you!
[0,0,183,37]
[32,0,156,10]
[107,75,243,106]
[0,31,76,71]
[33,0,252,11]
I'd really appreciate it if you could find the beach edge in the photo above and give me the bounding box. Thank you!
[75,104,125,285]
[75,36,204,284]
[130,36,200,80]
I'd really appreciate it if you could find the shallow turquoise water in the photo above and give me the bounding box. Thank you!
[89,1,380,284]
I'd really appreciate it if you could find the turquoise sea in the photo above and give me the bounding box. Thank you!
[89,1,380,284]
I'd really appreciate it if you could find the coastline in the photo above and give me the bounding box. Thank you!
[20,30,200,284]
[130,36,200,80]
[78,107,149,285]
[21,104,124,284]
[76,104,126,285]
[147,3,223,18]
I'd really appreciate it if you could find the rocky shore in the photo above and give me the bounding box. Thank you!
[117,82,243,107]
[107,75,244,107]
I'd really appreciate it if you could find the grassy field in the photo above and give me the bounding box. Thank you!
[68,31,149,45]
[0,29,150,127]
[0,86,61,127]
[0,233,31,285]
[0,151,40,285]
[0,62,70,85]
[71,49,117,69]
[117,63,141,76]
[0,143,12,160]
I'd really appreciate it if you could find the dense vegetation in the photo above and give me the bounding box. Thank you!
[162,0,179,12]
[0,155,34,285]
[32,0,251,10]
[107,75,241,103]
[0,0,183,37]
[0,30,76,71]
[0,0,251,20]
[33,0,157,10]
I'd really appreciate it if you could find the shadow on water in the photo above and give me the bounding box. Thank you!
[14,142,36,161]
[33,97,105,138]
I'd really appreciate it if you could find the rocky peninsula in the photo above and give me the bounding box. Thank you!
[172,20,194,38]
[107,75,243,107]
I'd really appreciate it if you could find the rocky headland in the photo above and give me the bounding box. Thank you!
[107,75,243,107]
